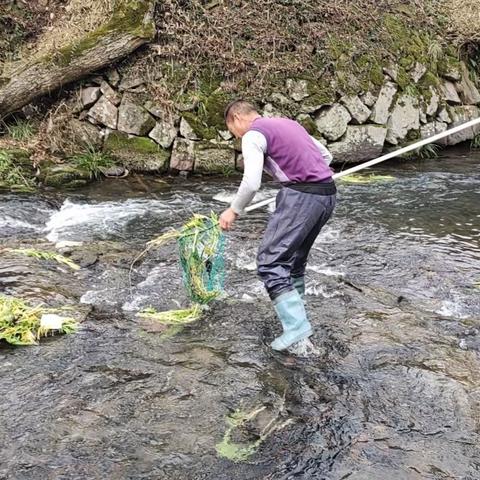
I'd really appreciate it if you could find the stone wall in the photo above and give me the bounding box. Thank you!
[71,59,480,175]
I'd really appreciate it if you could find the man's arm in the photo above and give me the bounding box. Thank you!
[219,131,266,230]
[230,131,266,214]
[310,136,333,165]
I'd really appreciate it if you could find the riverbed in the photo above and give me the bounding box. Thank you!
[1,149,479,479]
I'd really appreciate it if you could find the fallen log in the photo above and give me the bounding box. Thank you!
[0,0,156,120]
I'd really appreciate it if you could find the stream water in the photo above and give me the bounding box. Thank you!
[1,149,479,479]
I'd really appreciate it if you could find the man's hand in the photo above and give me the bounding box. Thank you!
[219,207,238,231]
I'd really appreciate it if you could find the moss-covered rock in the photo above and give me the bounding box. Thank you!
[104,131,170,172]
[42,165,91,189]
[181,112,217,141]
[193,141,235,174]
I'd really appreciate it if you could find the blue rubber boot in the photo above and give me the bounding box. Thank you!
[271,289,313,351]
[292,276,305,300]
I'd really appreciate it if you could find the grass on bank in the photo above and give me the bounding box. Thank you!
[0,149,35,191]
[4,118,36,141]
[69,147,114,179]
[471,134,480,150]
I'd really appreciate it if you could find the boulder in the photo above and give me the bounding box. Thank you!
[68,119,103,149]
[383,64,399,82]
[118,76,145,92]
[106,68,121,87]
[286,79,310,102]
[87,96,118,129]
[411,62,427,83]
[170,138,195,171]
[314,104,351,141]
[361,92,377,108]
[419,107,427,124]
[442,106,480,146]
[180,116,199,140]
[456,63,480,105]
[193,142,236,174]
[263,103,282,118]
[442,63,462,82]
[144,102,180,124]
[328,125,387,163]
[437,107,452,124]
[81,86,101,109]
[386,94,420,145]
[100,81,121,106]
[426,87,440,117]
[149,118,178,149]
[104,131,169,172]
[370,82,397,125]
[440,80,462,105]
[420,121,448,140]
[117,99,155,136]
[340,95,371,124]
[42,165,91,188]
[218,130,233,141]
[269,92,292,106]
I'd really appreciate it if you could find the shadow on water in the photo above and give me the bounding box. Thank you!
[1,150,480,479]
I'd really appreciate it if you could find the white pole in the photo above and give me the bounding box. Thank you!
[244,117,480,213]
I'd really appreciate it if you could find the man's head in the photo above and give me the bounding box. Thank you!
[224,100,260,138]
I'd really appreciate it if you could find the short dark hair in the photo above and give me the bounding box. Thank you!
[224,100,258,123]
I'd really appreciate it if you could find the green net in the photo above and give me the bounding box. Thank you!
[147,212,226,304]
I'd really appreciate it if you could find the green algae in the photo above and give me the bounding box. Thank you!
[340,174,396,184]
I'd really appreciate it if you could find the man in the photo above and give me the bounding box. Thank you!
[219,100,336,352]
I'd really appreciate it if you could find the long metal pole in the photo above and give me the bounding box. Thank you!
[244,117,480,213]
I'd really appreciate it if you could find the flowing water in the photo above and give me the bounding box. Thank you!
[1,149,480,480]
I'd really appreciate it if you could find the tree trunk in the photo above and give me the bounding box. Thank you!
[0,0,156,120]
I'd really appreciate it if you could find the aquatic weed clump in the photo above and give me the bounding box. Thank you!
[0,296,78,346]
[340,174,396,184]
[7,248,80,270]
[135,212,225,330]
[147,212,225,304]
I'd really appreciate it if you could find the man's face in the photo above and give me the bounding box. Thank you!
[226,114,245,139]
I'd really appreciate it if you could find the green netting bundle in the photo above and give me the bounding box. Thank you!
[147,212,226,304]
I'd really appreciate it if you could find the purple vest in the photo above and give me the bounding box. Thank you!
[249,117,333,183]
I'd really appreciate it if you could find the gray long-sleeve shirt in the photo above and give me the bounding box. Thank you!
[230,130,333,214]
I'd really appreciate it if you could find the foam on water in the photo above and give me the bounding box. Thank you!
[287,338,322,357]
[436,300,470,319]
[44,198,172,242]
